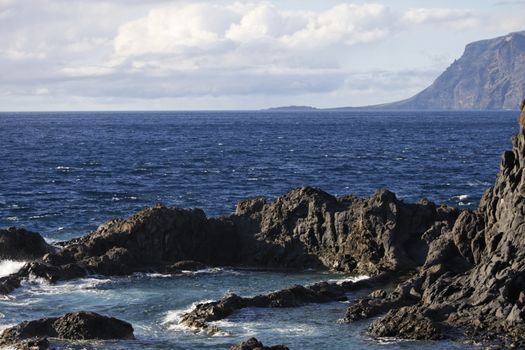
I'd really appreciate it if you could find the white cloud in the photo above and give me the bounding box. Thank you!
[34,87,49,95]
[114,2,396,62]
[402,8,479,28]
[114,3,239,58]
[0,1,522,110]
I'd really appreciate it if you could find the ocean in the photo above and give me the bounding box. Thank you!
[0,110,518,349]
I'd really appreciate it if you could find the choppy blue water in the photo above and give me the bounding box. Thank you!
[0,110,518,349]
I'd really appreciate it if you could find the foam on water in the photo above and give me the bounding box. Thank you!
[0,260,26,278]
[327,274,369,285]
[162,299,216,332]
[17,276,112,297]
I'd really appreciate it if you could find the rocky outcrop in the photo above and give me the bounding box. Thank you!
[343,101,525,347]
[0,311,134,349]
[230,337,289,350]
[368,306,443,340]
[0,227,55,261]
[179,272,399,334]
[233,188,457,274]
[0,184,457,294]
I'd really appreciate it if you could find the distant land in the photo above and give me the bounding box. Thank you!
[266,105,319,111]
[267,31,525,111]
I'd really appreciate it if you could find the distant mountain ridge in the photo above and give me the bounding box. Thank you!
[382,31,525,110]
[267,31,525,111]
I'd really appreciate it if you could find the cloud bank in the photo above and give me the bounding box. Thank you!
[0,1,522,110]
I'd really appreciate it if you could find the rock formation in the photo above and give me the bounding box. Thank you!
[230,337,289,350]
[0,227,55,261]
[0,311,134,349]
[0,186,457,295]
[343,101,525,347]
[179,273,396,334]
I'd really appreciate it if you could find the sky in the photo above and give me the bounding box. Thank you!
[0,0,524,111]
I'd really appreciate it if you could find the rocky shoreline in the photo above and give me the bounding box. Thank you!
[1,103,525,348]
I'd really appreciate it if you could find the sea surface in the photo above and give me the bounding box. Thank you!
[0,110,518,349]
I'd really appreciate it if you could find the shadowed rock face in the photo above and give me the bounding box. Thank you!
[0,311,134,349]
[234,187,457,274]
[0,227,55,261]
[344,102,525,347]
[230,337,289,350]
[179,276,392,335]
[0,185,457,293]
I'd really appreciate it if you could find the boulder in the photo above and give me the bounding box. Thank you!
[368,306,443,340]
[230,337,289,350]
[0,311,134,349]
[0,227,54,261]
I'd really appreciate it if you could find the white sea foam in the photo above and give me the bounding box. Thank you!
[19,276,111,297]
[162,299,216,332]
[0,260,26,278]
[0,323,16,334]
[327,274,369,285]
[453,194,470,201]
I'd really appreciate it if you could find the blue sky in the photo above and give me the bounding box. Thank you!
[0,0,523,111]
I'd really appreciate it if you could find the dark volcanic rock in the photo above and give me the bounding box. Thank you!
[230,337,289,350]
[167,260,206,272]
[52,311,134,340]
[344,101,525,346]
[368,306,443,340]
[0,227,54,261]
[179,273,399,334]
[2,179,457,296]
[0,311,134,349]
[233,187,458,274]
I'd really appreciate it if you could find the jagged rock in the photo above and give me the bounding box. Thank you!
[368,306,443,340]
[233,187,458,274]
[0,227,54,261]
[0,311,134,349]
[230,337,289,350]
[180,273,398,334]
[344,102,525,347]
[2,184,457,295]
[167,260,206,272]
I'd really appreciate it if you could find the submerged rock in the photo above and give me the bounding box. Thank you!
[230,337,289,350]
[0,311,134,349]
[179,272,398,334]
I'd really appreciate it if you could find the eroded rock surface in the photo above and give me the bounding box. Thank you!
[180,272,398,334]
[344,102,525,347]
[230,337,289,350]
[0,183,457,294]
[0,311,134,349]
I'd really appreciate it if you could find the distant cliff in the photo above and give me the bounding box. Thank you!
[384,31,525,110]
